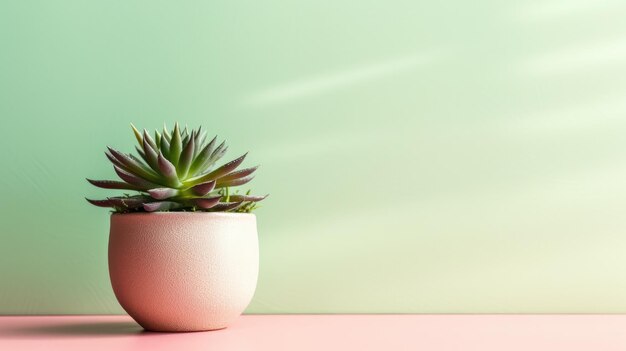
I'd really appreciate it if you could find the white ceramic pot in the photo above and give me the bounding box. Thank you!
[108,212,259,332]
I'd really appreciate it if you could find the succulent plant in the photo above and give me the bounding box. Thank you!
[86,123,266,213]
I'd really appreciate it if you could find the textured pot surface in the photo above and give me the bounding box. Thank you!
[109,212,259,332]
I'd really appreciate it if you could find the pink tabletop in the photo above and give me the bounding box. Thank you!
[1,315,626,350]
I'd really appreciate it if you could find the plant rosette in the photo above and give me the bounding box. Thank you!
[87,123,266,332]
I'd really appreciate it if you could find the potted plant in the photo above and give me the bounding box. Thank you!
[86,123,267,332]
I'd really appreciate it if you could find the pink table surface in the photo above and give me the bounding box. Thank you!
[1,314,626,351]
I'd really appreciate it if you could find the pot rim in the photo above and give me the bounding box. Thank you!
[111,212,255,217]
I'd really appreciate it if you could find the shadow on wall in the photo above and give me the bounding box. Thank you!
[244,52,438,106]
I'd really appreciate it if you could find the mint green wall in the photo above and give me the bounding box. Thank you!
[2,0,626,314]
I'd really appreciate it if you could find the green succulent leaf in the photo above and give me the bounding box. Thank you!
[160,133,170,159]
[169,122,182,166]
[87,123,266,213]
[142,130,158,151]
[142,138,161,173]
[189,136,217,175]
[135,146,148,163]
[162,123,171,142]
[177,130,195,179]
[182,127,190,146]
[206,141,228,169]
[131,123,143,146]
[154,130,162,147]
[186,153,247,186]
[194,127,206,155]
[128,153,151,169]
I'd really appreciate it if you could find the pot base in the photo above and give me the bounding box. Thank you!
[140,323,229,333]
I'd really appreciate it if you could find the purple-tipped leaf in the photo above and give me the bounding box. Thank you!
[107,146,161,184]
[188,180,216,196]
[226,194,268,202]
[86,198,114,208]
[216,175,255,188]
[86,179,143,191]
[86,196,149,209]
[114,166,159,189]
[144,201,181,212]
[135,146,148,163]
[108,196,151,208]
[157,152,180,187]
[218,166,258,182]
[142,138,160,173]
[191,195,221,209]
[210,201,243,212]
[105,150,126,169]
[148,187,180,200]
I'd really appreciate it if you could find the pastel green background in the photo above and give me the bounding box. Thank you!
[2,0,626,314]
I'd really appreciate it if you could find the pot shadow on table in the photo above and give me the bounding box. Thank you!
[0,321,150,339]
